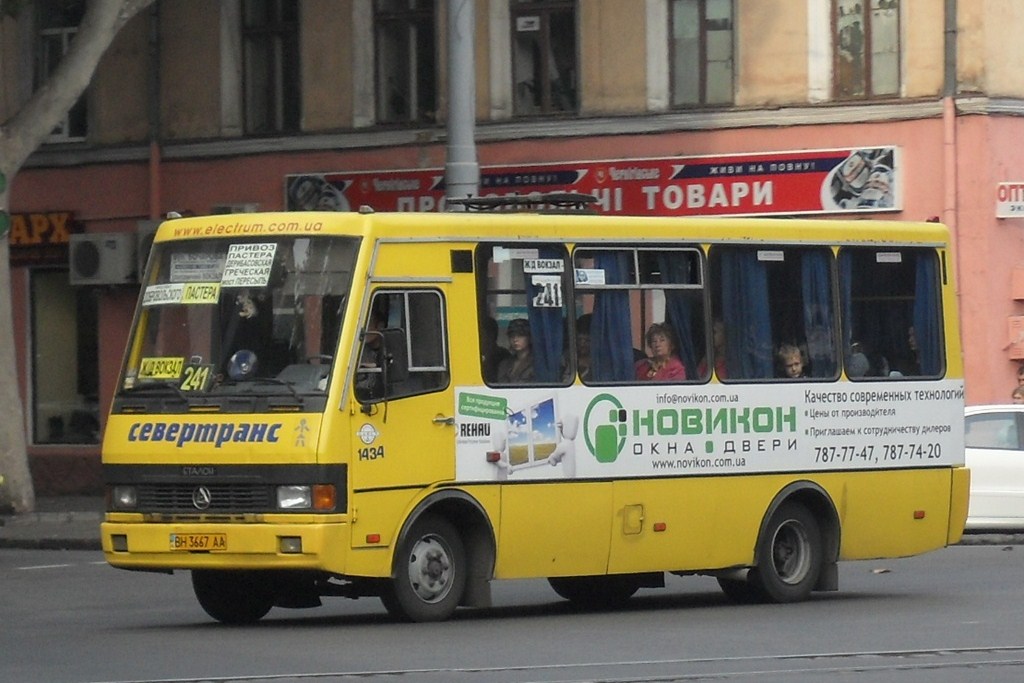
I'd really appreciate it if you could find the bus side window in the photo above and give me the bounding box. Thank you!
[355,290,448,402]
[573,246,706,384]
[839,248,944,379]
[478,244,571,386]
[710,246,838,381]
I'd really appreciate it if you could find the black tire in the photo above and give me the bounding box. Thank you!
[191,570,275,624]
[748,502,823,603]
[381,514,466,622]
[548,575,640,608]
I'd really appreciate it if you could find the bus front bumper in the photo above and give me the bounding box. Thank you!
[101,515,351,573]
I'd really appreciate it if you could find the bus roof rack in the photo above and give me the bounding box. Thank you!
[446,192,598,213]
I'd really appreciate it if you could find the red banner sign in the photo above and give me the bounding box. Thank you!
[286,147,899,216]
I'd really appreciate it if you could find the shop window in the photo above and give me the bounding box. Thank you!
[709,246,839,381]
[572,247,707,384]
[833,0,900,99]
[355,290,449,402]
[670,0,734,107]
[511,0,577,116]
[242,0,301,134]
[32,271,99,444]
[839,247,944,379]
[374,0,437,124]
[36,0,87,141]
[478,244,571,385]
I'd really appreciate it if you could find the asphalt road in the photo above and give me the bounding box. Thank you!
[3,544,1023,683]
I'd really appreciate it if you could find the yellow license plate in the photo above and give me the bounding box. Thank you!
[170,533,227,551]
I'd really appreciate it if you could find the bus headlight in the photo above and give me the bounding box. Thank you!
[276,485,337,511]
[109,485,138,511]
[277,486,312,509]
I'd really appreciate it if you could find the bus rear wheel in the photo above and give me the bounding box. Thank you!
[192,569,276,624]
[548,575,641,608]
[381,514,466,622]
[747,501,823,603]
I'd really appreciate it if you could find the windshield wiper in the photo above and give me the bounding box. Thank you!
[216,377,303,401]
[121,381,189,401]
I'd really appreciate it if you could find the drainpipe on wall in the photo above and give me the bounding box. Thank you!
[147,4,162,220]
[943,0,957,232]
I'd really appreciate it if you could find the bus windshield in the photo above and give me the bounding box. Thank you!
[119,235,358,401]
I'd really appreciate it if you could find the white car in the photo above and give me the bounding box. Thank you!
[964,404,1024,530]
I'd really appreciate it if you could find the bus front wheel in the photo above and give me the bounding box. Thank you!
[381,514,466,622]
[748,501,823,603]
[192,569,275,624]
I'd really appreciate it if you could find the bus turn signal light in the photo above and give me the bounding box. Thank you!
[914,510,926,520]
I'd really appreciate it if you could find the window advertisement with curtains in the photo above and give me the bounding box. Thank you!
[31,271,100,444]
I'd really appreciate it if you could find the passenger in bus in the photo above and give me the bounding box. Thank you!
[480,315,511,383]
[497,318,534,383]
[355,307,387,397]
[777,344,807,379]
[698,319,728,380]
[1016,364,1024,387]
[890,325,920,376]
[1013,386,1024,405]
[846,341,870,378]
[573,314,593,382]
[635,323,686,381]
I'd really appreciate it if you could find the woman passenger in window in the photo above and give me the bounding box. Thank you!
[497,318,534,383]
[636,323,686,381]
[777,344,807,379]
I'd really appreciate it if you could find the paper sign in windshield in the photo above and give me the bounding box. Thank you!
[142,283,185,307]
[221,243,277,287]
[138,357,184,380]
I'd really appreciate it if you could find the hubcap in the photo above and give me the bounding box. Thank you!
[406,535,452,603]
[772,519,811,585]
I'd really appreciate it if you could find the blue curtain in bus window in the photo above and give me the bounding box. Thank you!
[591,251,635,381]
[913,253,941,375]
[525,247,565,383]
[720,250,773,378]
[658,252,697,378]
[801,250,836,378]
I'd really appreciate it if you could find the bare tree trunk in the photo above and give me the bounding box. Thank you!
[0,0,155,512]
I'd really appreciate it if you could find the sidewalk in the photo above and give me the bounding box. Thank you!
[0,496,103,550]
[1,496,1022,552]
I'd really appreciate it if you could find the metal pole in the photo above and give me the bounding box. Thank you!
[444,0,480,208]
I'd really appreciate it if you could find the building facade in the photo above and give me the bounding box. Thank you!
[1,0,1023,494]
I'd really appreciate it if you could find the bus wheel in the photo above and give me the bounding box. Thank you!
[748,502,822,603]
[548,575,640,608]
[191,570,275,624]
[381,514,466,622]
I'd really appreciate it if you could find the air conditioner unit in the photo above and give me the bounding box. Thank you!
[136,220,161,281]
[68,233,136,286]
[211,203,259,214]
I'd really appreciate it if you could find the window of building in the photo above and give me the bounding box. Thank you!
[511,0,577,116]
[32,271,99,444]
[839,247,944,379]
[572,247,707,384]
[709,246,839,381]
[355,289,449,402]
[374,0,437,124]
[670,0,734,106]
[242,0,300,134]
[36,0,87,141]
[833,0,900,99]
